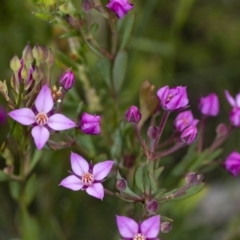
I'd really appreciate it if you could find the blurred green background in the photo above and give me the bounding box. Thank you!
[0,0,240,239]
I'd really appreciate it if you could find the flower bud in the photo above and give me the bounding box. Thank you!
[59,70,75,90]
[82,0,92,13]
[10,55,21,72]
[147,126,159,140]
[185,172,204,186]
[199,93,219,116]
[157,86,189,111]
[115,178,127,191]
[145,199,159,214]
[225,151,240,177]
[125,106,142,123]
[32,66,44,82]
[0,106,7,124]
[32,44,45,62]
[46,48,55,67]
[161,222,172,233]
[22,43,34,66]
[216,123,228,137]
[180,125,197,145]
[79,112,101,135]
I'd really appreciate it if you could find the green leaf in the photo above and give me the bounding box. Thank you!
[33,12,51,21]
[96,57,111,88]
[208,148,223,162]
[91,23,99,36]
[111,128,122,159]
[59,30,78,39]
[25,174,37,206]
[154,166,164,180]
[119,14,135,50]
[153,188,167,199]
[9,181,20,201]
[135,164,151,194]
[113,50,127,92]
[0,171,10,182]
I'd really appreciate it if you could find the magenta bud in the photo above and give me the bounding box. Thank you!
[185,172,204,186]
[82,0,92,13]
[199,93,219,116]
[59,70,75,90]
[216,123,228,137]
[0,106,7,124]
[79,112,101,135]
[115,178,127,191]
[157,85,189,111]
[147,126,159,140]
[180,125,197,145]
[106,0,134,19]
[125,106,142,123]
[161,222,172,233]
[225,151,240,177]
[145,199,159,214]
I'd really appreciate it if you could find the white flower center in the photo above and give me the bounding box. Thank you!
[82,172,94,186]
[35,112,48,126]
[133,233,146,240]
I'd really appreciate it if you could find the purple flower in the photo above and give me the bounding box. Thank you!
[79,112,101,135]
[116,215,160,240]
[199,93,219,116]
[59,152,114,200]
[180,125,197,145]
[225,90,240,127]
[225,151,240,177]
[106,0,134,19]
[59,70,75,90]
[174,110,199,132]
[0,106,7,124]
[125,106,142,123]
[8,85,76,150]
[157,86,189,111]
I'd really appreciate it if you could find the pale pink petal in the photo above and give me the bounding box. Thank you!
[48,114,76,130]
[236,93,240,107]
[86,183,104,200]
[59,175,84,191]
[70,152,89,176]
[31,126,50,150]
[8,108,35,125]
[116,216,138,238]
[140,215,160,238]
[224,90,235,107]
[35,85,53,113]
[92,160,114,180]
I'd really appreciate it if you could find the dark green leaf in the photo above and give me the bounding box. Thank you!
[96,57,111,88]
[0,171,10,182]
[9,181,20,201]
[25,174,37,206]
[59,30,79,39]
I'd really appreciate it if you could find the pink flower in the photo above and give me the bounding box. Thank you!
[174,110,199,132]
[225,90,240,127]
[125,106,142,123]
[8,85,76,150]
[157,86,189,111]
[79,112,101,135]
[199,93,219,116]
[106,0,134,19]
[180,125,198,145]
[116,215,160,240]
[225,151,240,177]
[59,152,114,200]
[59,70,75,90]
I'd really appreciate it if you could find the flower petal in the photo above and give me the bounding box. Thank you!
[116,216,138,238]
[224,90,235,107]
[31,126,50,150]
[8,108,35,125]
[140,215,160,238]
[59,175,84,191]
[86,183,104,200]
[48,114,76,130]
[70,152,89,176]
[93,160,114,180]
[35,85,53,113]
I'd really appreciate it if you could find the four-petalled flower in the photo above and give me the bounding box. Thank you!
[59,152,114,200]
[116,215,160,240]
[8,85,76,150]
[174,110,198,132]
[224,151,240,177]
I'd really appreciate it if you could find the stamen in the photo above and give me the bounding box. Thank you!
[133,233,146,240]
[82,172,94,186]
[35,112,48,126]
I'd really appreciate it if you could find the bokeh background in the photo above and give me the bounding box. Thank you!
[0,0,240,239]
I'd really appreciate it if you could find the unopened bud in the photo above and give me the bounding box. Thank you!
[33,44,45,62]
[21,65,28,81]
[147,126,159,140]
[216,123,228,137]
[125,106,142,123]
[22,43,34,66]
[115,178,127,191]
[59,70,75,90]
[180,125,197,145]
[145,199,159,214]
[46,48,55,67]
[0,106,7,124]
[10,55,21,72]
[32,66,44,81]
[82,0,92,13]
[185,172,204,186]
[161,222,172,233]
